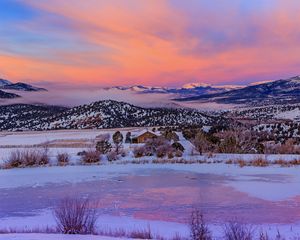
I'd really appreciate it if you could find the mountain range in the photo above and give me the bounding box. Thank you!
[176,76,300,107]
[0,78,47,99]
[104,83,242,98]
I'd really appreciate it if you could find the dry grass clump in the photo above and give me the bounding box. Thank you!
[4,148,49,169]
[129,226,153,239]
[225,157,270,168]
[288,159,300,165]
[57,153,70,166]
[274,158,300,167]
[81,149,100,164]
[250,157,269,167]
[237,159,247,168]
[225,156,300,168]
[225,159,234,164]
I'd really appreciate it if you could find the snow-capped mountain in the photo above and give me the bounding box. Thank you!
[0,78,46,99]
[177,76,300,107]
[104,83,240,98]
[0,78,47,92]
[0,79,20,98]
[0,78,12,86]
[0,100,226,131]
[0,81,47,92]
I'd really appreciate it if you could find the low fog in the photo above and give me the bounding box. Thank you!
[0,88,173,108]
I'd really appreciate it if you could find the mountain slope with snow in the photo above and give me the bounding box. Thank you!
[104,83,241,98]
[177,76,300,106]
[1,82,47,91]
[0,78,47,92]
[0,100,226,131]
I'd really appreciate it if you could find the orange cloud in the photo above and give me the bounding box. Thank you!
[1,0,300,87]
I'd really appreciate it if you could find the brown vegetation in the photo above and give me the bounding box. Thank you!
[4,148,49,169]
[53,198,98,234]
[81,149,100,164]
[57,153,70,166]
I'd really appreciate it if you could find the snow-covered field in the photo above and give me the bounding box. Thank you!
[0,234,123,240]
[1,129,300,239]
[1,129,300,165]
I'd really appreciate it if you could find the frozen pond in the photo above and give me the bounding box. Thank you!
[1,165,300,230]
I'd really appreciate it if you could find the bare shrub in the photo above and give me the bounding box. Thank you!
[259,231,269,240]
[145,136,168,155]
[97,228,126,238]
[190,209,212,240]
[171,232,185,240]
[57,153,70,166]
[4,148,49,168]
[133,146,147,158]
[223,222,253,240]
[250,157,269,167]
[225,159,233,164]
[36,147,50,166]
[129,226,153,239]
[274,230,285,240]
[274,159,288,167]
[4,150,23,168]
[107,151,118,162]
[168,152,174,159]
[175,150,183,158]
[157,144,173,158]
[23,150,40,166]
[81,150,100,164]
[288,159,300,166]
[237,159,247,168]
[278,139,297,154]
[53,198,98,234]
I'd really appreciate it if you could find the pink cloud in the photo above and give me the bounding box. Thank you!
[1,0,300,87]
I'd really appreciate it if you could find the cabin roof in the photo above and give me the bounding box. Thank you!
[131,129,159,138]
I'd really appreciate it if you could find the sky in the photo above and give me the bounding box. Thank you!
[1,0,300,88]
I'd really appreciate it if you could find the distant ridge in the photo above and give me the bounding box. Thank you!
[176,76,300,107]
[0,78,47,92]
[104,83,241,98]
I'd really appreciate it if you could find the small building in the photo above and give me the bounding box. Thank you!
[131,130,159,144]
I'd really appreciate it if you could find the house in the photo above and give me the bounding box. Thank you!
[131,130,159,144]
